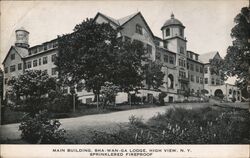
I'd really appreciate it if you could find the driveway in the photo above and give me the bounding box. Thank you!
[1,103,212,143]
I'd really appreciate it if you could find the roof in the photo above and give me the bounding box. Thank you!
[2,46,29,64]
[199,51,219,64]
[14,46,29,58]
[117,12,139,25]
[96,12,139,26]
[94,12,155,37]
[161,13,184,29]
[16,27,29,33]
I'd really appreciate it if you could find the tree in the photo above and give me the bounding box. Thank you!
[8,70,56,116]
[113,40,147,105]
[144,60,165,90]
[56,19,119,108]
[223,7,250,88]
[100,82,119,107]
[209,58,227,80]
[57,19,148,107]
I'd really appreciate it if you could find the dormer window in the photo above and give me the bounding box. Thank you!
[165,28,170,37]
[136,24,142,35]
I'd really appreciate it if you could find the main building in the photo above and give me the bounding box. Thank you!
[2,12,241,103]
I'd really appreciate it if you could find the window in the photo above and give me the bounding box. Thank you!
[200,77,203,84]
[52,68,57,75]
[44,44,48,51]
[47,43,52,49]
[190,75,194,82]
[180,47,184,54]
[43,56,48,64]
[163,41,168,49]
[27,61,32,68]
[169,56,174,64]
[165,28,170,37]
[10,65,16,72]
[179,71,186,78]
[178,59,186,67]
[164,55,168,63]
[147,44,152,54]
[190,53,193,59]
[195,55,198,60]
[216,79,220,85]
[86,98,93,104]
[11,54,15,60]
[190,63,194,71]
[179,28,183,37]
[4,67,8,73]
[38,46,43,52]
[187,62,189,69]
[18,63,22,70]
[136,24,142,35]
[30,48,37,54]
[200,66,203,73]
[39,58,41,65]
[196,76,199,83]
[196,65,199,72]
[33,60,38,67]
[51,54,56,63]
[205,78,208,84]
[204,67,208,73]
[211,78,215,85]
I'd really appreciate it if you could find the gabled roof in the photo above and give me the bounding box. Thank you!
[2,46,29,64]
[199,51,220,64]
[93,12,155,37]
[117,12,139,26]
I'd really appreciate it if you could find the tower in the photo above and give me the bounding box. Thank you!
[161,13,189,92]
[161,13,186,53]
[15,27,29,49]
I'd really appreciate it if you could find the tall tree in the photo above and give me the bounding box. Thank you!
[8,70,56,116]
[56,19,118,108]
[223,7,250,87]
[113,40,147,105]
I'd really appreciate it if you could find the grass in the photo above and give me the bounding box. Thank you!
[87,107,250,144]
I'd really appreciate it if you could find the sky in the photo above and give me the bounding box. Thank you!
[0,0,248,83]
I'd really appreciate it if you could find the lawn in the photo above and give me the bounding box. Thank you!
[87,106,250,144]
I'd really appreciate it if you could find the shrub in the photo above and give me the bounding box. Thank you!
[19,110,66,144]
[47,92,73,113]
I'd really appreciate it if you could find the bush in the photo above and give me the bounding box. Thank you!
[19,110,66,144]
[47,92,73,113]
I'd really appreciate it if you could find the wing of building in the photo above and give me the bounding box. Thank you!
[2,12,242,103]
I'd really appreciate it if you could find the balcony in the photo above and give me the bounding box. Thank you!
[178,76,189,83]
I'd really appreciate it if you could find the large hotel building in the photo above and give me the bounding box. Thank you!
[2,12,241,103]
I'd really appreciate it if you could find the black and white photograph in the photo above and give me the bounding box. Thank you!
[0,0,249,157]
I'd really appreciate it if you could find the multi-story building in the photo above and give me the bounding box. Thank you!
[2,12,241,103]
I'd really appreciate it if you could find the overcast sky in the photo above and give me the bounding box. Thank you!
[0,0,248,83]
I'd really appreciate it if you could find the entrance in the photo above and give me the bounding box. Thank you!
[169,96,174,103]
